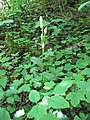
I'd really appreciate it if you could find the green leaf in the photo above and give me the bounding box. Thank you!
[29,90,40,103]
[74,115,81,120]
[48,95,69,109]
[7,105,15,113]
[42,112,59,120]
[0,70,7,76]
[78,1,90,11]
[64,63,74,71]
[53,80,72,95]
[6,96,14,104]
[5,87,18,97]
[18,84,31,93]
[14,95,21,102]
[31,57,43,70]
[79,113,86,119]
[76,59,88,69]
[0,57,9,63]
[27,105,46,120]
[0,77,8,88]
[81,68,90,77]
[10,79,23,89]
[66,92,85,107]
[44,81,55,90]
[0,107,10,120]
[0,88,4,100]
[2,62,12,67]
[0,19,14,26]
[85,80,90,103]
[44,73,55,80]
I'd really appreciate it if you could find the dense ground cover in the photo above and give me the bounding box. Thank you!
[0,0,90,120]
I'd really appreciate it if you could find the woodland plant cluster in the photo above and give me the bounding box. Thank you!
[0,0,90,120]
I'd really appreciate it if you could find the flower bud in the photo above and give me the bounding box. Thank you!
[40,16,43,29]
[44,27,47,34]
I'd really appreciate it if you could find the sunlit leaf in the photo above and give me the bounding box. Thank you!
[27,105,46,120]
[31,57,43,70]
[42,112,59,120]
[78,1,90,11]
[0,77,8,88]
[29,90,40,103]
[0,108,10,120]
[48,95,69,109]
[53,80,72,95]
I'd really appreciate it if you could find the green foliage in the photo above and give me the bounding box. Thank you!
[0,0,90,120]
[27,104,47,120]
[48,95,69,109]
[78,1,90,11]
[0,108,10,120]
[29,90,40,103]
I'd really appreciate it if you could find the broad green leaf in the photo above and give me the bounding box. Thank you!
[42,112,59,120]
[0,107,10,120]
[27,105,46,120]
[6,96,14,104]
[67,92,79,107]
[0,19,13,26]
[76,59,88,69]
[29,90,40,103]
[3,19,13,24]
[7,106,15,113]
[31,57,43,70]
[85,80,90,103]
[44,73,55,80]
[48,95,69,109]
[81,68,90,77]
[79,113,87,119]
[74,115,81,120]
[14,95,21,102]
[24,74,31,81]
[0,88,4,100]
[18,84,31,93]
[53,80,72,95]
[78,1,90,11]
[0,57,9,63]
[5,88,18,97]
[44,81,55,90]
[0,70,7,76]
[0,77,8,88]
[64,63,74,71]
[77,80,90,103]
[77,81,87,93]
[2,62,12,67]
[10,79,23,89]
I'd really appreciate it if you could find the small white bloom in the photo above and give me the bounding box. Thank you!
[40,16,43,29]
[15,109,25,118]
[44,27,47,34]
